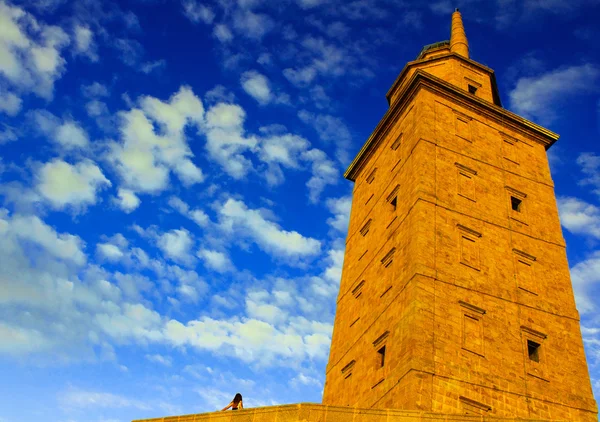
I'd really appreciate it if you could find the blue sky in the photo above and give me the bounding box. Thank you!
[0,0,599,421]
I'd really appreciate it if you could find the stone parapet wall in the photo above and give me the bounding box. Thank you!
[132,403,564,422]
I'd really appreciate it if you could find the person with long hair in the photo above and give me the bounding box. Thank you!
[221,393,243,411]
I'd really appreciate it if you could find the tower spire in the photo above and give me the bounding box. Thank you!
[450,8,469,58]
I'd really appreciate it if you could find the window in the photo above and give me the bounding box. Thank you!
[455,113,472,142]
[511,196,522,212]
[457,225,482,270]
[521,326,547,380]
[377,346,386,367]
[527,340,540,362]
[460,301,486,356]
[381,248,395,268]
[341,360,355,379]
[468,84,477,95]
[366,168,377,184]
[352,280,365,298]
[456,163,477,201]
[502,138,519,164]
[387,185,399,211]
[459,396,491,415]
[391,133,402,151]
[506,187,527,223]
[360,219,372,236]
[514,249,537,294]
[372,331,389,371]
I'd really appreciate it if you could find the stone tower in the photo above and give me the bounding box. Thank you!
[322,10,598,421]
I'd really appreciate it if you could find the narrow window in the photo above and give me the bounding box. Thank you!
[381,248,395,268]
[360,219,372,236]
[527,340,540,362]
[468,84,477,95]
[391,133,402,151]
[457,224,482,270]
[386,185,400,211]
[511,196,522,212]
[352,280,365,298]
[377,346,386,367]
[366,168,377,184]
[455,115,472,142]
[341,360,355,379]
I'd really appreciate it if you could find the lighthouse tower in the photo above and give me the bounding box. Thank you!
[322,10,598,421]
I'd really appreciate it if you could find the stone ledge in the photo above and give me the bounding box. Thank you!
[132,403,564,422]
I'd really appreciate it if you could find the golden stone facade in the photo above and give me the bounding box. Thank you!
[322,9,597,422]
[134,10,597,422]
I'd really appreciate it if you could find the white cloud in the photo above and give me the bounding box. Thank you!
[308,85,331,109]
[0,323,52,355]
[0,210,87,266]
[0,207,332,367]
[0,2,69,99]
[108,86,204,194]
[168,196,209,227]
[198,248,233,273]
[204,102,257,179]
[157,229,195,265]
[162,315,332,364]
[0,125,18,144]
[182,0,215,24]
[0,90,22,116]
[246,290,287,325]
[86,99,109,117]
[298,110,351,164]
[323,248,344,286]
[203,101,328,193]
[140,59,166,74]
[81,82,109,98]
[571,251,600,315]
[301,148,338,203]
[258,133,310,186]
[205,85,236,104]
[283,67,317,87]
[114,38,143,67]
[145,353,172,366]
[326,196,351,232]
[297,0,329,9]
[283,36,351,88]
[217,198,321,258]
[509,64,599,124]
[557,196,600,239]
[55,121,90,149]
[290,372,322,387]
[577,153,600,197]
[29,110,90,150]
[58,388,152,410]
[73,24,98,62]
[114,188,140,213]
[213,24,234,43]
[241,71,272,104]
[97,243,124,261]
[35,159,111,210]
[232,10,274,40]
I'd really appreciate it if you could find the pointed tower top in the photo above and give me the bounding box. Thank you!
[450,8,469,58]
